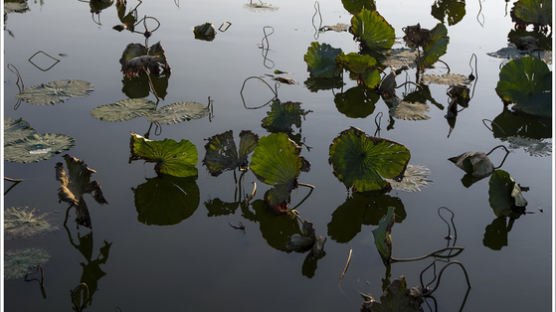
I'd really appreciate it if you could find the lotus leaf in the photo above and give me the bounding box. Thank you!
[334,85,379,118]
[4,118,35,145]
[510,0,552,27]
[146,102,210,124]
[431,0,466,26]
[5,133,75,163]
[337,53,377,74]
[304,42,343,78]
[264,183,293,211]
[261,101,309,133]
[244,2,278,11]
[508,28,552,52]
[329,127,410,192]
[372,206,395,265]
[385,164,431,192]
[449,152,494,178]
[495,56,552,118]
[321,23,350,32]
[4,249,50,280]
[421,73,468,86]
[4,207,57,239]
[133,175,200,225]
[130,133,198,178]
[350,9,395,51]
[250,133,302,187]
[90,98,157,122]
[488,170,527,218]
[361,276,424,312]
[194,23,217,41]
[505,136,551,157]
[16,80,93,105]
[420,23,449,68]
[341,0,376,14]
[203,130,259,176]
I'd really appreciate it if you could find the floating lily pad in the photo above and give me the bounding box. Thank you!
[133,175,200,226]
[420,23,449,68]
[4,118,35,145]
[372,206,395,265]
[449,152,494,178]
[382,48,418,69]
[130,133,198,178]
[304,42,343,78]
[16,80,93,105]
[350,9,395,51]
[90,98,157,122]
[334,85,379,118]
[4,207,57,239]
[5,133,75,163]
[510,0,552,27]
[361,276,424,312]
[341,0,376,14]
[194,23,217,41]
[421,73,468,86]
[261,101,309,133]
[431,0,466,26]
[495,56,552,118]
[5,249,50,280]
[329,127,411,192]
[250,133,302,187]
[385,164,431,192]
[402,85,444,109]
[203,130,259,176]
[145,102,210,124]
[390,99,431,121]
[488,170,527,218]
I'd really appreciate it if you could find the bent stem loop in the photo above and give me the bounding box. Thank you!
[391,246,465,263]
[486,144,510,169]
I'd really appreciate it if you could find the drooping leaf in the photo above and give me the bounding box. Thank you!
[350,9,395,51]
[421,73,468,86]
[261,101,309,133]
[334,85,379,118]
[145,102,210,124]
[90,0,113,13]
[119,42,170,76]
[203,130,259,176]
[372,206,395,265]
[448,152,494,178]
[133,175,200,226]
[4,249,50,280]
[56,154,108,207]
[194,23,217,41]
[329,127,411,192]
[488,170,527,218]
[402,24,432,49]
[4,133,75,163]
[250,133,302,187]
[304,42,343,78]
[341,0,376,14]
[90,98,157,122]
[361,276,424,312]
[4,118,35,145]
[431,0,466,26]
[4,207,57,239]
[510,0,552,27]
[130,133,198,178]
[495,56,552,117]
[385,164,431,192]
[447,85,471,107]
[420,23,449,68]
[16,80,93,105]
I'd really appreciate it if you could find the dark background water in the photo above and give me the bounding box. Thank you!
[3,0,552,311]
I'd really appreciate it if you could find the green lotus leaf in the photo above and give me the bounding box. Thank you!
[419,23,449,68]
[361,276,424,311]
[4,207,57,239]
[328,192,405,243]
[130,133,198,178]
[488,170,527,218]
[261,101,309,133]
[4,133,74,163]
[4,249,50,280]
[194,23,217,41]
[431,0,466,26]
[495,56,552,118]
[304,42,343,78]
[449,152,494,178]
[334,85,379,118]
[4,118,36,145]
[120,43,147,64]
[90,98,157,122]
[146,102,210,124]
[133,175,200,226]
[264,183,293,211]
[250,133,302,186]
[204,198,240,217]
[203,130,258,176]
[341,0,375,14]
[510,0,552,27]
[361,69,382,88]
[337,53,377,74]
[16,80,93,105]
[372,206,395,265]
[329,127,410,192]
[350,9,395,51]
[147,42,171,72]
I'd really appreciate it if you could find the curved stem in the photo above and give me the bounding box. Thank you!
[291,183,315,210]
[240,76,277,109]
[486,145,510,169]
[426,261,471,312]
[391,246,464,263]
[437,59,451,74]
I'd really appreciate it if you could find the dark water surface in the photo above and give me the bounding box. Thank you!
[3,0,552,311]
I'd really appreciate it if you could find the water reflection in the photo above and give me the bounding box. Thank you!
[431,0,466,26]
[334,85,378,118]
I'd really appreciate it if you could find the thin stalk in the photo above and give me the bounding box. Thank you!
[291,183,315,210]
[391,246,464,263]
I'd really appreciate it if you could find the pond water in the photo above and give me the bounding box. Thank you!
[3,0,553,311]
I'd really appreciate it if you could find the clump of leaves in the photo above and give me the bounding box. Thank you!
[403,23,449,69]
[361,276,424,312]
[337,52,381,88]
[203,130,259,176]
[350,9,395,52]
[4,207,57,239]
[16,80,93,105]
[130,133,198,178]
[194,23,217,41]
[329,127,410,192]
[488,170,528,218]
[261,101,310,133]
[510,0,552,29]
[304,42,343,78]
[495,56,552,118]
[4,249,50,280]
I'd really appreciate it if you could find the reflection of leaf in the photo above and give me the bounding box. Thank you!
[403,85,443,109]
[328,192,405,243]
[483,217,511,250]
[431,0,466,26]
[361,276,424,312]
[421,73,468,86]
[90,0,113,13]
[448,152,494,178]
[420,23,449,68]
[204,198,240,217]
[385,164,431,192]
[5,249,50,280]
[130,133,198,178]
[304,76,344,92]
[5,132,75,163]
[16,80,93,105]
[304,42,343,78]
[495,56,552,118]
[146,102,210,124]
[250,133,302,187]
[341,0,375,14]
[488,43,552,65]
[262,101,308,133]
[491,108,551,140]
[4,207,57,239]
[488,170,527,218]
[133,175,200,225]
[203,130,258,176]
[329,127,411,192]
[193,23,217,41]
[250,200,301,252]
[510,0,552,27]
[90,98,157,122]
[350,9,395,51]
[334,85,379,118]
[372,207,395,265]
[507,28,552,52]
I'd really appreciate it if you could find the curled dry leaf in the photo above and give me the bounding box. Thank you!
[421,73,468,86]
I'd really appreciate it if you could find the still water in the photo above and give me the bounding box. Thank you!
[3,0,552,311]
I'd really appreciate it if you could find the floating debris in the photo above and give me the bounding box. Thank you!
[4,207,57,239]
[422,73,468,86]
